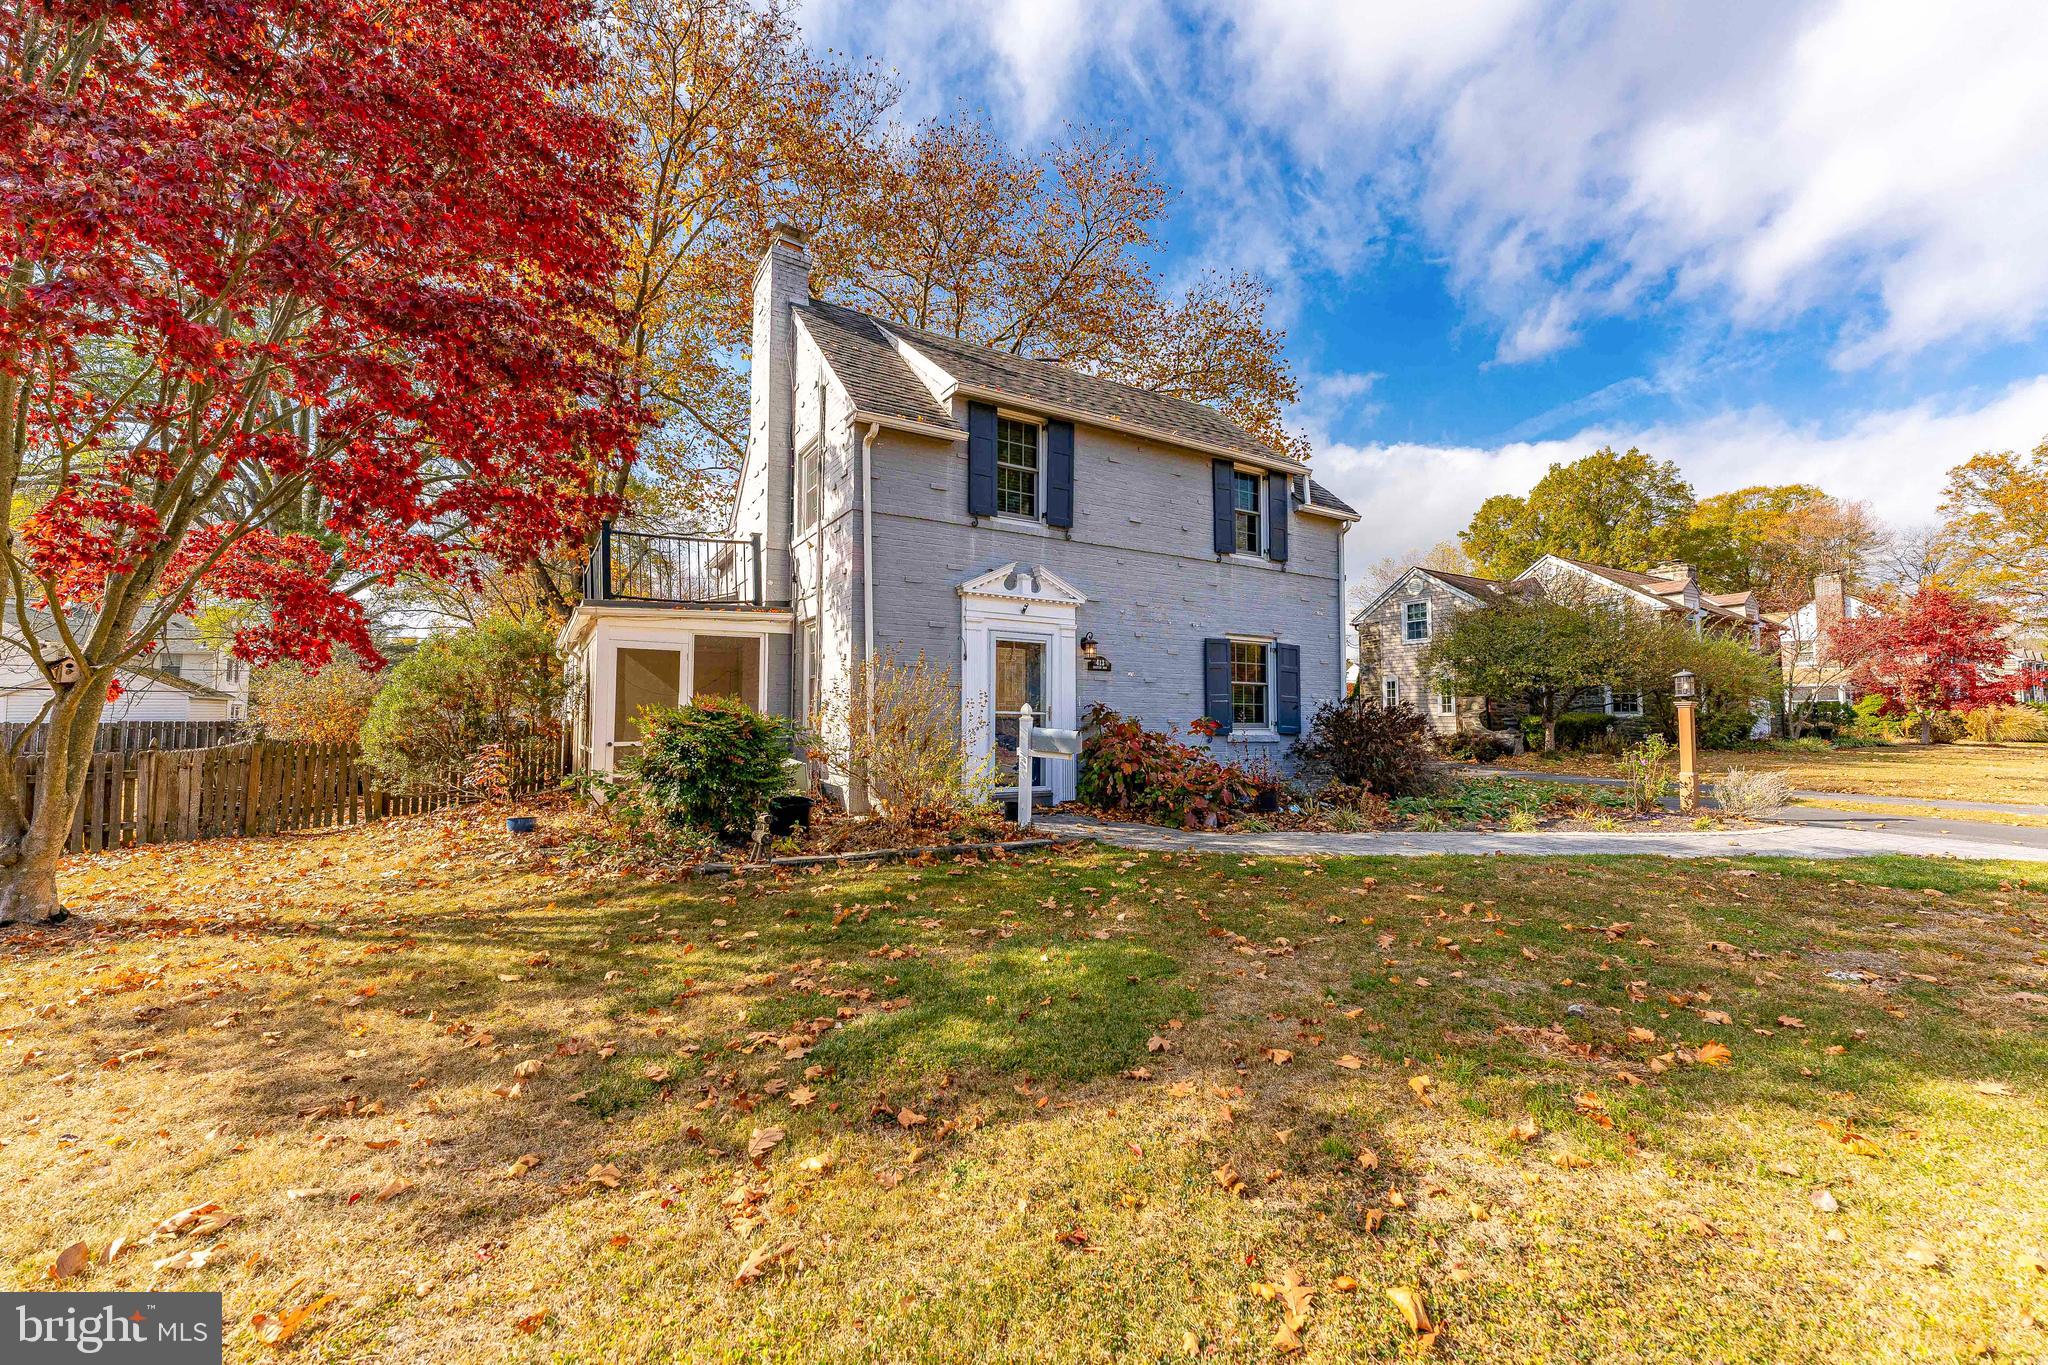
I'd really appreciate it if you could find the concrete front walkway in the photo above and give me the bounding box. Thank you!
[1037,813,2048,862]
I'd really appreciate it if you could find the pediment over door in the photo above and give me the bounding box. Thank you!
[956,562,1087,607]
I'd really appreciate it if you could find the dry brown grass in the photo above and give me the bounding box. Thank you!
[1495,739,2048,804]
[3,806,2046,1362]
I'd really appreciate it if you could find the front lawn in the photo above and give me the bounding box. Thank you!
[1494,739,2048,805]
[3,810,2045,1361]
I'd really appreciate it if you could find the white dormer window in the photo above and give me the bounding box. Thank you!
[995,416,1041,519]
[1404,601,1430,642]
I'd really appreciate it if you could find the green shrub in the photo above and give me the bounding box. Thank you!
[1616,734,1673,811]
[632,696,792,839]
[1697,702,1760,749]
[1076,705,1253,827]
[360,613,563,792]
[1292,697,1437,797]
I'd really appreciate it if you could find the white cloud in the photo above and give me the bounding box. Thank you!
[1319,376,2048,588]
[1224,0,2048,366]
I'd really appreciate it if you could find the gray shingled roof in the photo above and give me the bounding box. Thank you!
[800,298,1300,468]
[1302,479,1357,517]
[795,302,953,430]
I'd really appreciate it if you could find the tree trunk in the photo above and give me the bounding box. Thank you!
[1919,711,1932,744]
[0,686,108,927]
[1542,714,1558,752]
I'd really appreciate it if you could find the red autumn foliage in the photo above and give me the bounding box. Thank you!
[1,0,643,916]
[2,0,642,672]
[1827,587,2012,720]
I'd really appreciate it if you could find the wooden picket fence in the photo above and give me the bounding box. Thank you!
[18,735,561,854]
[0,719,242,757]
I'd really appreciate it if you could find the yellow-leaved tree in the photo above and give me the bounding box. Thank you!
[1938,438,2048,631]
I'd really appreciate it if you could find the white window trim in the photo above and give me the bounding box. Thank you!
[1435,677,1456,716]
[958,565,1081,802]
[1383,676,1400,708]
[794,433,823,536]
[1225,633,1276,737]
[1230,465,1266,558]
[993,410,1046,524]
[1404,600,1431,643]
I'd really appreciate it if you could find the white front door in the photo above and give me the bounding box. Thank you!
[992,636,1049,790]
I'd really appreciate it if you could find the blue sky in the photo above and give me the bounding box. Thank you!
[804,0,2048,572]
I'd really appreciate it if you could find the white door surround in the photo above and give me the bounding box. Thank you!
[958,563,1083,802]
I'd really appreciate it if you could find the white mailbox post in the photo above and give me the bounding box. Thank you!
[1014,703,1081,828]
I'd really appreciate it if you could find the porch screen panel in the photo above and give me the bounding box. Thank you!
[614,648,680,749]
[694,635,761,704]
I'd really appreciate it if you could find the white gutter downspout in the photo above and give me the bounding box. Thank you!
[860,421,879,673]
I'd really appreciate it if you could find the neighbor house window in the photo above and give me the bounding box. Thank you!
[1229,639,1270,727]
[1610,688,1643,717]
[796,440,821,532]
[1383,677,1399,708]
[222,655,242,683]
[1404,601,1430,642]
[1232,469,1262,554]
[996,416,1040,518]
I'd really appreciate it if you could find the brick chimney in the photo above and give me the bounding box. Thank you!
[1813,572,1846,632]
[747,225,811,594]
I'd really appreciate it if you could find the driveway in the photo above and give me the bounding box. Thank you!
[1459,764,2048,818]
[1038,812,2048,862]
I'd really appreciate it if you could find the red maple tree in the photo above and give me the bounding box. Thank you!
[1827,587,2012,740]
[0,0,641,921]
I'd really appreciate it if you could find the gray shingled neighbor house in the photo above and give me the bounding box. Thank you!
[1354,555,1772,740]
[561,228,1359,806]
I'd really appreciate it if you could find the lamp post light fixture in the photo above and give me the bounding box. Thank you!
[1672,669,1699,812]
[1078,633,1098,658]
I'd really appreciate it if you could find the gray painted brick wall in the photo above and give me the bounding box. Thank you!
[863,413,1347,771]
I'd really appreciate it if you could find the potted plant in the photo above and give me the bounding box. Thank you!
[469,743,531,833]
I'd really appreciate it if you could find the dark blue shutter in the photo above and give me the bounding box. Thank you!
[967,401,998,517]
[1211,461,1234,555]
[1274,643,1302,735]
[1266,473,1290,563]
[1202,637,1233,735]
[1045,420,1074,528]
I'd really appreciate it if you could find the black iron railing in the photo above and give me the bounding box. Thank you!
[581,523,762,606]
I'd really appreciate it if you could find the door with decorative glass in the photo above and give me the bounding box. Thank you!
[992,638,1048,789]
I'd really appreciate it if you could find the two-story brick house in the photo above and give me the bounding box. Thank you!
[562,228,1358,805]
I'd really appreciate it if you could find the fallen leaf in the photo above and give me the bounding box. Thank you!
[48,1241,89,1281]
[733,1239,799,1285]
[504,1154,540,1179]
[1509,1115,1540,1143]
[1385,1285,1433,1334]
[1407,1074,1435,1106]
[584,1163,623,1190]
[896,1107,927,1129]
[511,1310,549,1335]
[374,1178,413,1203]
[1333,1054,1364,1070]
[1974,1080,2013,1097]
[1810,1187,1841,1213]
[252,1294,336,1347]
[1697,1009,1734,1026]
[747,1127,786,1162]
[1695,1040,1733,1067]
[1331,1275,1359,1292]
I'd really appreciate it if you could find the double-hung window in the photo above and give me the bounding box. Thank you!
[796,440,821,533]
[1229,640,1270,727]
[1404,601,1430,642]
[1436,677,1455,715]
[995,417,1041,519]
[1232,469,1263,554]
[1383,676,1400,708]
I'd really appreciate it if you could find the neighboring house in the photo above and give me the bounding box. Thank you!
[1773,572,1874,707]
[1778,574,2048,709]
[0,614,249,723]
[560,227,1360,805]
[1353,555,1776,737]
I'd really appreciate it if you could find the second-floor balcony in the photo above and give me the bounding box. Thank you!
[580,522,766,607]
